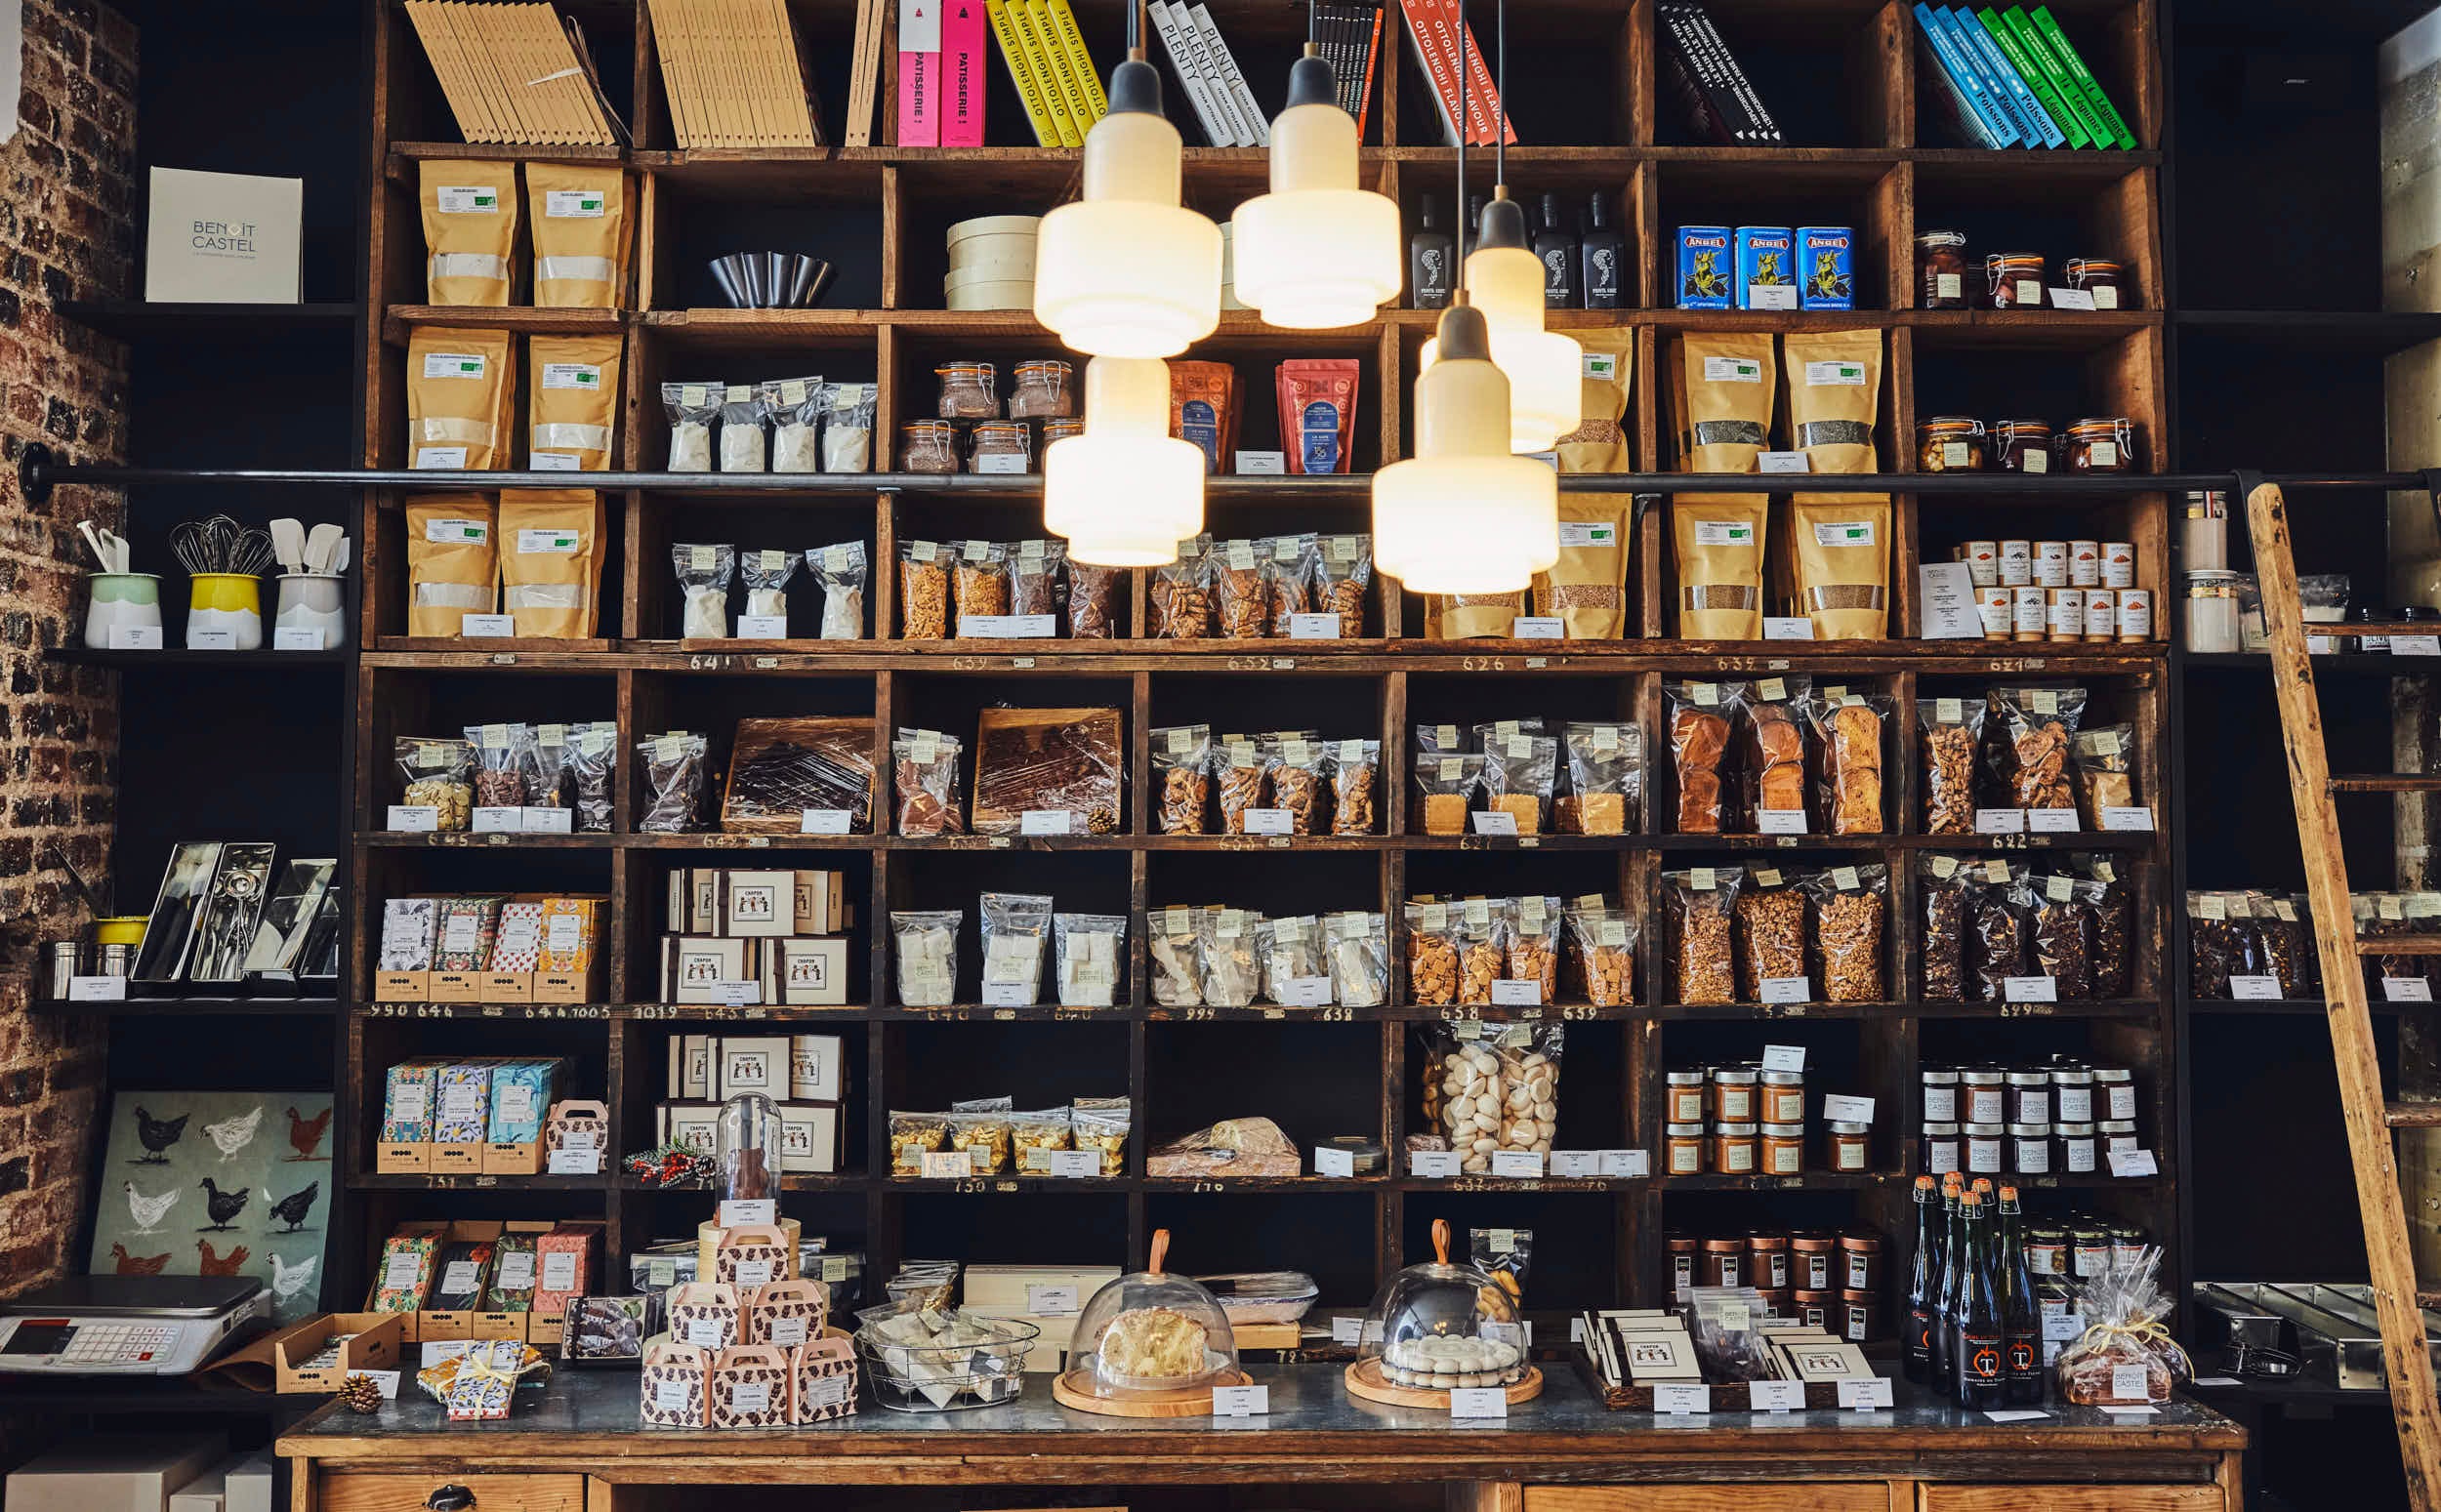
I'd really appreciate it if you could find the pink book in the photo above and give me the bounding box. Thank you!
[898,0,941,146]
[940,0,987,145]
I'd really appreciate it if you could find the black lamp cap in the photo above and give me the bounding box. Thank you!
[1477,194,1529,252]
[1433,303,1492,362]
[1109,56,1165,115]
[1287,51,1338,108]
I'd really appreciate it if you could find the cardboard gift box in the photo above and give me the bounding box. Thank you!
[713,1224,795,1287]
[7,1434,228,1512]
[715,1035,791,1099]
[667,1282,742,1352]
[710,1344,793,1428]
[544,1098,608,1172]
[668,1035,714,1099]
[665,935,757,1002]
[269,1311,406,1393]
[794,869,849,934]
[483,1058,561,1173]
[744,1279,829,1348]
[658,1100,721,1154]
[640,1340,711,1428]
[722,870,797,937]
[778,1101,841,1174]
[765,936,849,1005]
[402,1219,552,1342]
[378,1059,441,1172]
[791,1335,860,1422]
[145,166,304,303]
[790,1034,848,1100]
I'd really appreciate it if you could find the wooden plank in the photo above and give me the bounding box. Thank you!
[2247,479,2441,1512]
[2332,775,2441,793]
[1914,1490,2220,1512]
[323,1475,587,1512]
[1525,1488,1888,1512]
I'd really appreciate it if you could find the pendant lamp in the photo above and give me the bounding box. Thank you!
[1374,302,1557,592]
[1044,357,1207,566]
[1227,12,1401,329]
[1032,7,1222,357]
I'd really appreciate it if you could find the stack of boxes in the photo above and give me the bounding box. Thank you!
[379,1057,566,1173]
[662,868,852,1005]
[364,1217,600,1345]
[659,1032,846,1173]
[960,1262,1121,1369]
[377,893,607,1002]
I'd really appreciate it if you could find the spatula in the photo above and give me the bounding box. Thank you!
[305,523,345,575]
[269,518,307,574]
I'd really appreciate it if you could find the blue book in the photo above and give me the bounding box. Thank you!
[1914,4,2010,147]
[1929,7,2023,146]
[1951,6,2063,147]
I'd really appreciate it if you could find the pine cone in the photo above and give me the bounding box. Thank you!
[339,1372,384,1414]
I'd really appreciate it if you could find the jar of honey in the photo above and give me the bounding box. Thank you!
[1918,417,1988,472]
[1991,418,2052,473]
[2061,417,2137,473]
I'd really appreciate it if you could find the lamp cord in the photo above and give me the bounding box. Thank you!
[1455,0,1468,290]
[1129,0,1140,59]
[1495,0,1506,184]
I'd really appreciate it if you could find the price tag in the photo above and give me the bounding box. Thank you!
[273,627,325,651]
[1449,1387,1509,1418]
[2004,976,2058,1002]
[546,1148,600,1174]
[65,975,126,1001]
[737,614,788,639]
[1048,1149,1100,1178]
[1654,1383,1711,1415]
[2107,1148,2159,1178]
[1762,617,1815,640]
[187,628,236,651]
[358,1369,403,1400]
[800,808,852,835]
[1332,1317,1364,1345]
[2191,1376,2244,1388]
[2027,808,2081,834]
[1749,1380,1805,1412]
[1837,1376,1894,1410]
[2394,635,2441,657]
[959,614,1058,638]
[1490,1150,1545,1179]
[105,625,163,650]
[920,1150,971,1178]
[731,1260,774,1287]
[1235,450,1287,474]
[1758,451,1810,473]
[521,806,572,833]
[473,806,522,833]
[1026,1284,1080,1316]
[1470,810,1519,837]
[1490,978,1543,1005]
[2228,975,2282,1001]
[2111,1364,2153,1401]
[2387,978,2435,1001]
[1975,808,2028,834]
[1822,1094,1875,1124]
[718,1199,776,1226]
[767,1317,810,1347]
[1313,1145,1357,1177]
[461,614,516,637]
[1599,1149,1649,1177]
[1511,616,1564,639]
[1747,283,1799,310]
[1985,1409,2050,1423]
[1756,808,1811,835]
[2048,287,2098,311]
[1411,1150,1460,1178]
[1278,975,1333,1007]
[1021,809,1078,836]
[1213,1383,1271,1416]
[1287,613,1342,639]
[1760,1044,1806,1073]
[1243,808,1294,836]
[716,980,761,1006]
[1549,1150,1599,1177]
[2098,807,2154,832]
[2044,1312,2086,1342]
[1758,977,1811,1004]
[388,805,439,833]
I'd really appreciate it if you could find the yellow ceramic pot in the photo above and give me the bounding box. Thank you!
[93,917,147,945]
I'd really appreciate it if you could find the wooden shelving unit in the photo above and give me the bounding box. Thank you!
[351,0,2176,1328]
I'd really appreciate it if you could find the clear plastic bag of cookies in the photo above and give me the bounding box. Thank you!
[1324,910,1387,1007]
[2056,1246,2187,1406]
[1317,533,1371,637]
[1328,738,1379,835]
[1150,536,1214,639]
[1483,731,1558,836]
[1404,899,1461,1007]
[892,727,966,837]
[1150,724,1213,835]
[1212,538,1272,638]
[945,1110,1012,1174]
[1502,895,1562,1004]
[1421,1022,1563,1174]
[1071,1097,1131,1176]
[1264,532,1320,635]
[1263,735,1327,835]
[979,891,1055,1006]
[1149,905,1203,1005]
[1216,736,1267,834]
[1010,538,1065,619]
[1011,1107,1074,1172]
[889,1110,952,1174]
[1196,906,1262,1006]
[1665,867,1741,1005]
[1560,721,1638,836]
[1735,865,1809,1001]
[2028,875,2094,1001]
[1451,897,1505,1006]
[1259,915,1329,1005]
[1991,685,2088,811]
[1411,752,1484,837]
[1562,896,1634,1007]
[1801,863,1886,1003]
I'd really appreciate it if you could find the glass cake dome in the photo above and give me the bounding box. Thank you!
[1355,1218,1530,1392]
[1060,1229,1241,1403]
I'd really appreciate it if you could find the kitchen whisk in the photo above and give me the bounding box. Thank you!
[170,514,275,578]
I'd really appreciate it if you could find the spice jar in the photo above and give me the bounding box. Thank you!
[1985,252,2047,309]
[1840,1290,1876,1341]
[1759,1069,1805,1124]
[1917,230,1970,308]
[1702,1236,1747,1287]
[1977,587,2012,639]
[2069,540,2100,587]
[2033,540,2069,587]
[1840,1231,1883,1290]
[1749,1232,1791,1289]
[1965,1122,2006,1174]
[1828,1122,1870,1171]
[1007,359,1075,419]
[2062,257,2127,309]
[2047,588,2083,641]
[2184,490,2230,570]
[1922,1122,1962,1175]
[1665,1123,1707,1175]
[1714,1122,1759,1174]
[2102,541,2136,588]
[1998,539,2034,587]
[2084,588,2119,641]
[2095,1066,2137,1122]
[1922,1067,1961,1123]
[936,361,1000,419]
[1040,416,1085,446]
[2061,417,2136,472]
[1667,1070,1708,1124]
[1792,1288,1836,1330]
[1992,419,2052,473]
[1791,1231,1840,1290]
[1668,1233,1700,1299]
[2119,588,2155,642]
[1712,1066,1758,1123]
[2011,587,2048,642]
[2009,1122,2052,1175]
[1962,541,1999,586]
[2057,1121,2098,1173]
[2051,1065,2094,1124]
[967,421,1032,474]
[900,420,962,473]
[1962,1068,2007,1125]
[1761,1123,1805,1174]
[1918,416,1988,472]
[2007,1070,2052,1124]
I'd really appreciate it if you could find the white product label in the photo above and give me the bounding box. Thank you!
[1805,360,1867,387]
[189,629,235,651]
[2393,636,2441,657]
[2027,808,2081,834]
[435,185,500,213]
[497,1085,535,1123]
[1759,976,1811,1003]
[1838,1376,1894,1409]
[461,614,515,637]
[383,1253,425,1288]
[1279,975,1333,1007]
[440,1261,479,1294]
[1975,808,2028,835]
[1048,1149,1100,1178]
[2108,1148,2160,1178]
[958,614,1057,637]
[547,1149,600,1174]
[420,517,481,548]
[654,1380,696,1410]
[1243,807,1294,836]
[1511,616,1564,639]
[728,1383,771,1414]
[2021,450,2048,472]
[1822,1094,1875,1123]
[1490,1150,1545,1179]
[732,1258,776,1287]
[1469,810,1519,837]
[1213,1383,1270,1415]
[1749,1380,1805,1412]
[973,451,1028,474]
[1287,612,1342,639]
[472,806,521,833]
[800,808,852,834]
[1811,520,1877,547]
[1558,520,1617,548]
[1234,450,1287,474]
[1747,284,1798,310]
[716,980,760,1006]
[1761,1043,1806,1073]
[1449,1387,1509,1418]
[1935,272,1964,299]
[2110,1365,2152,1401]
[2099,807,2154,831]
[544,189,605,217]
[65,974,127,1001]
[541,363,602,391]
[1332,1317,1364,1345]
[494,1251,537,1290]
[920,1150,970,1178]
[2388,978,2435,1001]
[274,627,325,651]
[388,805,439,833]
[719,1199,776,1226]
[1655,1383,1711,1414]
[1549,1150,1598,1177]
[530,451,581,470]
[106,625,163,650]
[1600,1149,1649,1177]
[1758,451,1809,473]
[413,446,469,470]
[1702,356,1763,383]
[2016,279,2043,305]
[2004,976,2058,1002]
[538,1251,578,1291]
[1025,1284,1080,1316]
[422,351,487,380]
[1490,978,1543,1005]
[1313,1145,1356,1177]
[2229,975,2282,1001]
[2048,287,2097,311]
[1986,1410,2050,1423]
[1411,1150,1460,1178]
[1020,809,1077,835]
[1758,808,1807,834]
[767,1317,810,1346]
[1693,520,1755,547]
[1762,616,1815,639]
[1943,441,1972,469]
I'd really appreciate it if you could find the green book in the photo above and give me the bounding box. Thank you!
[1978,7,2088,147]
[2002,7,2108,149]
[2032,5,2134,148]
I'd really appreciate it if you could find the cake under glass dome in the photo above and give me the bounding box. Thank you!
[1052,1229,1247,1415]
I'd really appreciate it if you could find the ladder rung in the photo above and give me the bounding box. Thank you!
[2332,775,2441,793]
[2313,624,2441,638]
[2357,939,2441,956]
[2388,1102,2441,1127]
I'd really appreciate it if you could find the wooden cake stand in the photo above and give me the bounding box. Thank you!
[1051,1228,1252,1418]
[1344,1218,1546,1410]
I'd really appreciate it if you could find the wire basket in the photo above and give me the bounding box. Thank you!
[852,1306,1040,1412]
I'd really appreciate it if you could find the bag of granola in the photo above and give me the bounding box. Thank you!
[1672,495,1767,639]
[421,161,517,305]
[1536,497,1631,639]
[1790,497,1891,640]
[1556,331,1634,472]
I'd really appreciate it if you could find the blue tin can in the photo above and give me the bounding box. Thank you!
[1735,226,1795,309]
[1676,225,1732,309]
[1797,225,1856,310]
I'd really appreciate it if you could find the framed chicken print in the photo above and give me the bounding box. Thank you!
[88,1090,334,1324]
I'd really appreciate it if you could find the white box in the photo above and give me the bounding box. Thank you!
[9,1434,226,1512]
[723,870,795,937]
[666,935,755,1001]
[145,168,302,303]
[778,1101,841,1172]
[668,1034,713,1099]
[170,1464,227,1512]
[794,870,849,934]
[222,1456,273,1512]
[790,1034,847,1100]
[767,937,850,1006]
[716,1035,791,1098]
[668,870,718,933]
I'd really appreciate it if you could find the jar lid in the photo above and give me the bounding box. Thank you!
[1702,1237,1747,1252]
[1962,1122,2006,1134]
[2097,1119,2137,1132]
[1666,1234,1700,1250]
[1961,1069,2005,1084]
[1666,1123,1707,1136]
[1829,1121,1870,1134]
[2007,1122,2052,1135]
[1994,417,2051,431]
[1988,250,2045,263]
[1714,1067,1758,1084]
[1922,1069,1959,1083]
[1761,1123,1805,1136]
[2092,1067,2133,1082]
[2055,1122,2095,1134]
[937,360,997,377]
[902,419,957,436]
[1921,1122,1960,1134]
[2065,257,2124,271]
[2051,1067,2093,1083]
[1760,1070,1803,1085]
[1716,1122,1758,1135]
[1747,1231,1789,1247]
[1839,1231,1883,1250]
[2007,1071,2050,1085]
[2068,416,2131,431]
[1014,358,1072,375]
[1789,1232,1839,1250]
[1917,230,1968,247]
[1667,1070,1707,1085]
[1921,416,1986,432]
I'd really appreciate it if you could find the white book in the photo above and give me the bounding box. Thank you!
[1174,1,1253,144]
[1146,0,1231,145]
[1188,3,1266,145]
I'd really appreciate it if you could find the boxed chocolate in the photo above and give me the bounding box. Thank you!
[765,936,849,1006]
[665,935,757,1002]
[789,1034,847,1101]
[714,1224,794,1287]
[563,1294,648,1361]
[667,870,719,933]
[640,1340,711,1427]
[715,1036,790,1099]
[791,1335,859,1422]
[431,1062,494,1172]
[668,1034,713,1099]
[710,1344,792,1428]
[723,870,796,937]
[778,1101,842,1174]
[377,897,437,1000]
[794,869,849,935]
[379,1060,441,1172]
[658,1100,722,1154]
[667,1282,742,1351]
[745,1278,828,1349]
[544,1098,608,1173]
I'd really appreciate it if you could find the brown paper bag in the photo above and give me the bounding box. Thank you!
[1556,330,1634,472]
[1781,329,1882,472]
[1672,495,1766,639]
[522,163,631,308]
[1791,497,1891,639]
[528,333,623,471]
[1535,497,1631,639]
[405,493,499,636]
[1427,594,1527,640]
[420,161,519,305]
[1670,332,1774,470]
[499,489,604,638]
[408,326,516,470]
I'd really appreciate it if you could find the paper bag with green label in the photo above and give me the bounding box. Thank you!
[522,163,630,308]
[407,326,516,470]
[1781,330,1882,471]
[1535,499,1631,638]
[405,493,498,636]
[1779,331,1886,636]
[1791,498,1891,639]
[1556,331,1634,473]
[527,333,623,471]
[499,489,604,638]
[1670,332,1773,470]
[420,161,518,306]
[1672,496,1766,639]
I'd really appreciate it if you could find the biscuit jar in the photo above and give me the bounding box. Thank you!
[1347,1217,1544,1406]
[1055,1229,1243,1413]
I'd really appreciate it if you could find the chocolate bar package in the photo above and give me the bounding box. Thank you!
[371,1229,440,1312]
[490,901,546,972]
[486,1058,560,1144]
[382,1060,440,1143]
[564,1294,648,1361]
[485,1233,540,1312]
[434,895,506,971]
[533,1223,598,1323]
[380,897,439,970]
[433,1062,494,1145]
[431,1240,498,1311]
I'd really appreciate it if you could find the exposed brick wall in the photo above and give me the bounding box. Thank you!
[0,0,135,1296]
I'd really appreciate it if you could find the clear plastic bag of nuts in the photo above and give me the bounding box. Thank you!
[1801,863,1887,1003]
[898,540,950,639]
[1403,899,1461,1007]
[1150,724,1213,835]
[1563,896,1634,1007]
[1665,867,1741,1005]
[1735,866,1810,1002]
[1502,895,1562,1004]
[1918,696,1983,836]
[1451,897,1505,1006]
[1421,1021,1563,1175]
[1328,738,1379,836]
[1216,736,1266,835]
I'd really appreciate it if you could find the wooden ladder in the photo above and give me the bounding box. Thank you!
[2246,476,2441,1509]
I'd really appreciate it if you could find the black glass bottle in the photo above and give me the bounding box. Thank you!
[1410,194,1454,310]
[1904,1174,1938,1384]
[1953,1191,2007,1410]
[1998,1186,2044,1405]
[1582,192,1625,308]
[1931,1178,1963,1392]
[1535,191,1580,307]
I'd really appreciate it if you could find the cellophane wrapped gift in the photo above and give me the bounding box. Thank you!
[2055,1246,2189,1406]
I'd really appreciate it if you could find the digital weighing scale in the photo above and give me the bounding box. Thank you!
[0,1275,269,1375]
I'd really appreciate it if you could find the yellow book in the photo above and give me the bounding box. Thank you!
[1042,0,1106,124]
[986,0,1061,147]
[1007,0,1082,146]
[1023,0,1095,144]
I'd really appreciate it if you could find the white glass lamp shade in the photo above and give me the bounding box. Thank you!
[1230,67,1400,329]
[1375,308,1557,594]
[1034,105,1222,358]
[1420,240,1581,454]
[1044,356,1207,566]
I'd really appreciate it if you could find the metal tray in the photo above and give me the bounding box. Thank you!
[2197,1282,2441,1390]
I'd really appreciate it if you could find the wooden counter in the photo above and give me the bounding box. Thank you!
[278,1364,2246,1510]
